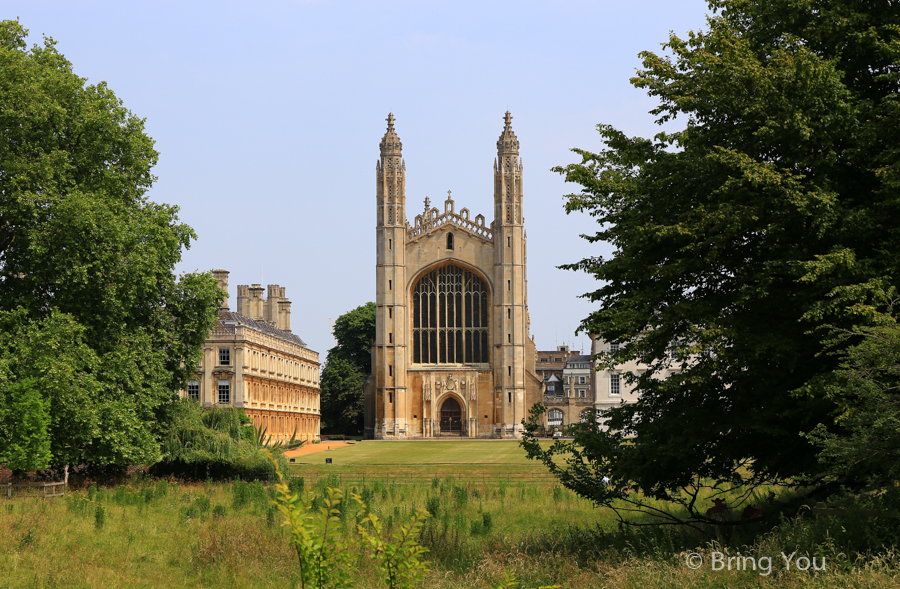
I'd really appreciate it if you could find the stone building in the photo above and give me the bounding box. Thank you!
[536,347,596,431]
[591,334,683,433]
[364,112,544,439]
[180,270,321,443]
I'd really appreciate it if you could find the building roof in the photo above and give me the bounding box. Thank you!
[565,354,592,365]
[218,310,308,347]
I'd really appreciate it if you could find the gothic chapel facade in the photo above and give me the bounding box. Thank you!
[363,113,543,439]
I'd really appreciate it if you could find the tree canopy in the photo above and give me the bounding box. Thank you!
[523,0,900,516]
[0,20,222,470]
[320,302,375,434]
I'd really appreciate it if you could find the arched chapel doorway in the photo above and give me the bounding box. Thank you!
[439,397,464,436]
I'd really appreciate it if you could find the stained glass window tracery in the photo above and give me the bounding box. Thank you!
[412,264,489,364]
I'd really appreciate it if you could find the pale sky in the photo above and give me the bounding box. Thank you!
[8,0,712,360]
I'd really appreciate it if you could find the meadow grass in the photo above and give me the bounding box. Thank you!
[1,441,898,588]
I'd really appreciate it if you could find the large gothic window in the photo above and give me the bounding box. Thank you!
[412,264,489,364]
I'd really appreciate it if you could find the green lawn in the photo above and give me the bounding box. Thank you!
[295,440,549,465]
[289,440,561,480]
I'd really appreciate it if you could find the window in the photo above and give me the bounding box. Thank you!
[540,357,548,362]
[548,409,563,427]
[547,384,555,392]
[578,389,586,398]
[580,410,592,423]
[412,264,489,364]
[187,381,199,401]
[219,348,231,366]
[610,373,621,396]
[610,342,619,353]
[218,379,230,404]
[554,357,562,362]
[446,233,454,249]
[578,376,586,384]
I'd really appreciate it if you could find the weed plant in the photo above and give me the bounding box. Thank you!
[1,474,899,588]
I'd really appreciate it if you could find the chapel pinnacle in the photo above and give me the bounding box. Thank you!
[380,112,402,157]
[497,110,519,155]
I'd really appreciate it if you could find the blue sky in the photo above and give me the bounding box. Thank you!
[8,0,712,359]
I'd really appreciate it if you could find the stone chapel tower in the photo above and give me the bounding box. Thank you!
[365,112,541,439]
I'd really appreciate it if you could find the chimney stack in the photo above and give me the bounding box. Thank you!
[249,284,265,320]
[278,299,292,332]
[212,269,230,311]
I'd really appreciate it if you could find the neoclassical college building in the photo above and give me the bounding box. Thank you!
[363,113,544,439]
[181,270,321,443]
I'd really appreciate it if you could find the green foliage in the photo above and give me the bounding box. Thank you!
[0,19,223,468]
[271,457,431,589]
[151,399,287,480]
[0,377,51,470]
[320,302,375,434]
[806,304,900,493]
[94,504,105,530]
[357,505,430,589]
[272,468,356,588]
[330,302,376,375]
[547,0,900,507]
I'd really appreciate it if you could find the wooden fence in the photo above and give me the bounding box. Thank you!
[1,481,66,499]
[294,472,559,486]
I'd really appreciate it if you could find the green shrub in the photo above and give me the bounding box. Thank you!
[94,504,105,530]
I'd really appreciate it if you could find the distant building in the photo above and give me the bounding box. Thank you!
[179,270,320,443]
[536,346,594,431]
[364,112,544,439]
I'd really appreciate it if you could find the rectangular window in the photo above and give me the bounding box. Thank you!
[389,333,392,343]
[507,280,511,291]
[388,307,392,319]
[579,376,586,384]
[187,381,199,401]
[508,366,512,377]
[389,365,393,376]
[218,380,231,404]
[389,280,392,290]
[540,357,548,362]
[389,239,392,250]
[610,374,621,396]
[219,348,231,366]
[578,389,586,398]
[508,333,511,343]
[554,357,562,362]
[547,384,555,391]
[610,342,619,353]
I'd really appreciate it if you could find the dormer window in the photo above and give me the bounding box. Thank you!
[446,232,454,250]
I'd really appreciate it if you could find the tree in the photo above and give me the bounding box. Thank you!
[807,301,900,495]
[524,0,900,517]
[320,303,375,434]
[0,20,222,469]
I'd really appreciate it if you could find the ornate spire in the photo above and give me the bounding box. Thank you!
[380,112,402,157]
[496,110,519,155]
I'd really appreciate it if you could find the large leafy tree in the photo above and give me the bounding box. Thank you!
[523,0,900,517]
[0,21,222,469]
[320,302,375,434]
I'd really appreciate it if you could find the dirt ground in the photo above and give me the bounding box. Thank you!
[283,441,353,459]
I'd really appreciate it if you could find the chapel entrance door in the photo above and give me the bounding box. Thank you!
[439,397,464,436]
